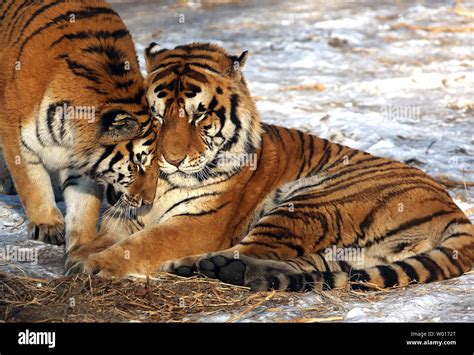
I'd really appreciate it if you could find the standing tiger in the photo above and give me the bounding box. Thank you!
[0,0,158,267]
[70,42,473,292]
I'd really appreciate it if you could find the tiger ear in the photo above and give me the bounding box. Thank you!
[229,50,249,74]
[144,42,166,73]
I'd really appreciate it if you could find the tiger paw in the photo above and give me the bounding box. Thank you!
[28,221,65,245]
[197,252,248,286]
[64,235,118,272]
[64,247,93,272]
[65,247,130,278]
[27,207,65,245]
[160,255,201,277]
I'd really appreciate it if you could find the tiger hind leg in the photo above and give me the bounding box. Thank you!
[188,217,474,291]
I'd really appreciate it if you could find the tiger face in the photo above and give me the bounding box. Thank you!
[90,131,158,208]
[62,103,159,208]
[144,42,261,187]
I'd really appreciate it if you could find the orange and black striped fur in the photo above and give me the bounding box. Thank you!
[0,1,159,268]
[71,43,473,292]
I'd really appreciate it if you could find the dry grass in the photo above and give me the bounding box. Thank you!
[0,271,383,323]
[0,271,257,322]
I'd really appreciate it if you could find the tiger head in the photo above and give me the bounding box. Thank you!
[54,93,160,208]
[144,42,262,187]
[45,35,161,208]
[88,129,159,208]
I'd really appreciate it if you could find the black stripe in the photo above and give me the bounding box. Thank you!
[35,119,45,146]
[133,110,148,116]
[46,103,60,145]
[125,141,134,161]
[324,149,361,171]
[221,94,241,152]
[175,43,218,52]
[288,160,396,199]
[63,175,81,190]
[338,260,352,273]
[49,28,129,48]
[207,96,219,112]
[308,139,332,175]
[105,151,124,173]
[151,61,182,72]
[162,53,217,62]
[184,83,202,98]
[7,0,32,41]
[15,0,65,44]
[437,247,464,276]
[188,62,221,74]
[441,218,472,235]
[20,136,35,152]
[83,44,128,76]
[307,135,315,163]
[115,79,135,90]
[142,136,156,146]
[295,131,307,179]
[321,272,335,290]
[86,86,108,95]
[292,166,418,202]
[252,222,292,233]
[358,185,451,237]
[106,88,145,105]
[366,210,456,248]
[287,274,304,292]
[161,192,220,217]
[442,232,472,241]
[413,254,442,282]
[289,177,451,217]
[89,145,116,177]
[251,231,294,240]
[173,201,230,218]
[302,272,316,291]
[376,265,399,287]
[0,1,15,21]
[183,69,209,84]
[394,260,420,282]
[392,242,411,254]
[240,240,304,257]
[317,253,332,272]
[17,6,119,62]
[65,57,101,84]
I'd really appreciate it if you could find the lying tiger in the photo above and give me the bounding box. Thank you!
[0,0,158,268]
[69,42,474,291]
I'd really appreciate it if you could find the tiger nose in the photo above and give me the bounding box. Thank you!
[166,156,185,167]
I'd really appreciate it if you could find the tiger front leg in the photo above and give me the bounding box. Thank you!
[60,172,105,270]
[69,219,227,278]
[2,143,65,245]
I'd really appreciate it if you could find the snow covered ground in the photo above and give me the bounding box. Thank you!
[1,0,473,322]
